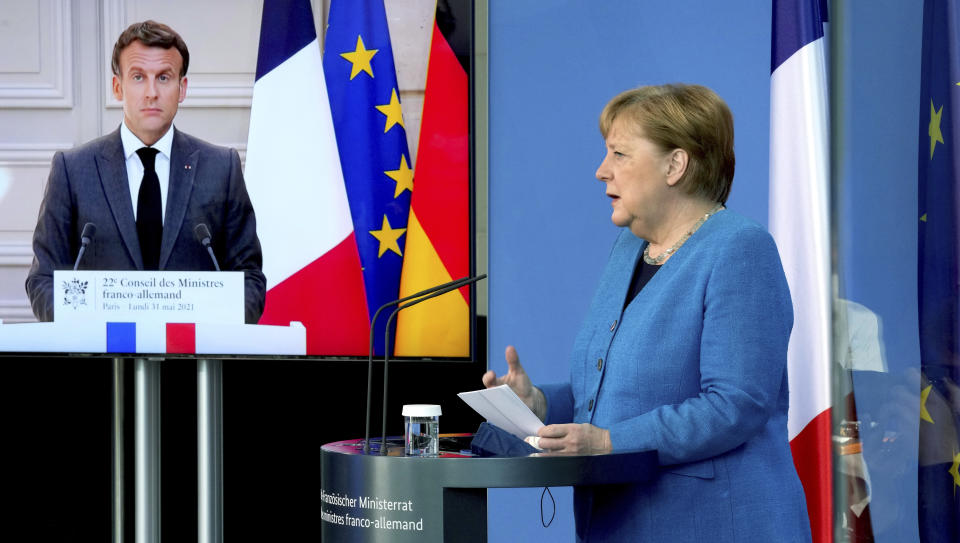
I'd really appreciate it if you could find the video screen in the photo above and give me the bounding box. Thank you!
[0,0,477,360]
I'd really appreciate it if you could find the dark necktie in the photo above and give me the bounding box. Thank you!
[136,147,162,270]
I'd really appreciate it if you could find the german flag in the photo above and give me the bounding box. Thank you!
[395,0,471,357]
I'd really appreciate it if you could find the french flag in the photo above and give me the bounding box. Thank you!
[105,322,193,353]
[770,0,833,541]
[244,0,371,355]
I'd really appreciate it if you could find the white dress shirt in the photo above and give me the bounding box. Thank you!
[120,121,173,222]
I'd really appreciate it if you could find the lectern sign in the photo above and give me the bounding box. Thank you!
[53,270,244,324]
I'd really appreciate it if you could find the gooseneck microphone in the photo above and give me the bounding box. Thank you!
[376,273,487,454]
[363,274,487,454]
[73,222,97,270]
[194,223,221,271]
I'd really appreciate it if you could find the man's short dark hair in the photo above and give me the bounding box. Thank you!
[111,20,190,78]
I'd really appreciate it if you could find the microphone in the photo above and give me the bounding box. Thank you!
[363,274,487,454]
[73,222,97,270]
[194,223,221,272]
[378,273,487,454]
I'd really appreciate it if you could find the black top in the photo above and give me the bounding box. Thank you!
[624,248,661,309]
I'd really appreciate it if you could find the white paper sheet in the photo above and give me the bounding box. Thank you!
[457,384,544,439]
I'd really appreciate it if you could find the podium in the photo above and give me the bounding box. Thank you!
[320,436,658,542]
[0,320,306,355]
[0,320,304,543]
[2,270,309,542]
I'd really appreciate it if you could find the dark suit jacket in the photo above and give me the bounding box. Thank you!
[26,127,266,324]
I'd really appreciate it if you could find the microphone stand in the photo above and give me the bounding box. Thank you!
[74,223,97,270]
[194,224,221,271]
[363,274,483,454]
[73,244,89,271]
[379,274,486,454]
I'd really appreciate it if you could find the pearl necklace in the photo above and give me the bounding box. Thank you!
[642,203,724,265]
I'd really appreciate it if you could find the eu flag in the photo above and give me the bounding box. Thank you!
[323,0,413,355]
[918,1,960,541]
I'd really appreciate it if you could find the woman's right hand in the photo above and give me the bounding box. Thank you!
[481,345,547,420]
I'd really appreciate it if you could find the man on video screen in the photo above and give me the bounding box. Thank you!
[25,20,265,324]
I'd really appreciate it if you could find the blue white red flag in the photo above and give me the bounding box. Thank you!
[245,0,371,355]
[770,1,833,540]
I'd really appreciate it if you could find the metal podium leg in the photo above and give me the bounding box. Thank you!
[135,358,161,543]
[112,358,125,543]
[197,359,223,543]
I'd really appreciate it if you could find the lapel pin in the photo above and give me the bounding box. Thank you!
[184,164,192,170]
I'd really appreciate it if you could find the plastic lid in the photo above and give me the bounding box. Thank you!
[402,404,442,417]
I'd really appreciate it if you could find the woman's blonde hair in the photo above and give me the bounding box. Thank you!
[599,84,735,204]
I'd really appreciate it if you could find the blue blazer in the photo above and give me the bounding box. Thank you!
[25,128,266,323]
[541,210,812,542]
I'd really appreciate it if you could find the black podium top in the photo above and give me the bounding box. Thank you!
[322,435,658,488]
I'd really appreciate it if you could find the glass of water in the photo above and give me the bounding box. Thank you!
[402,404,441,457]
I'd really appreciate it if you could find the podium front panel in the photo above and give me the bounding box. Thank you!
[320,437,657,542]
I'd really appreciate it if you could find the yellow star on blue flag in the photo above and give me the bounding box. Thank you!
[340,35,378,80]
[369,214,406,257]
[376,88,404,133]
[930,100,944,159]
[385,155,414,197]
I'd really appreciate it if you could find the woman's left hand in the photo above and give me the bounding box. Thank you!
[536,423,612,454]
